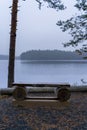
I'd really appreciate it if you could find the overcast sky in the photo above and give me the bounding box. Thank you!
[0,0,79,55]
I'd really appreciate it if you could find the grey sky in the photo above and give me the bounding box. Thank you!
[0,0,79,55]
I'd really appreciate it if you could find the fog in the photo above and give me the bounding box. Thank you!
[0,0,78,56]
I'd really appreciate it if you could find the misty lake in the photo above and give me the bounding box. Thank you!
[0,60,87,88]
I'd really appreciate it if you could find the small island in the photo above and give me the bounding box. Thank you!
[20,50,84,61]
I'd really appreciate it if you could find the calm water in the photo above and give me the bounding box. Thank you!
[0,60,87,88]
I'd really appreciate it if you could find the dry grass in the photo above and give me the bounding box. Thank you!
[0,95,9,99]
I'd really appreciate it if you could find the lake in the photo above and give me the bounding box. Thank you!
[0,60,87,88]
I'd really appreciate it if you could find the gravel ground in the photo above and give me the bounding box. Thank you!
[0,92,87,130]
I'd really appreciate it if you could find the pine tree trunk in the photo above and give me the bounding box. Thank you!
[8,0,18,87]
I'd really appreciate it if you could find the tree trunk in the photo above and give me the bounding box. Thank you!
[8,0,18,87]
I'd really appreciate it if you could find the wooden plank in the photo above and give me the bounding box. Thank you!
[12,82,70,88]
[26,96,57,100]
[13,99,70,108]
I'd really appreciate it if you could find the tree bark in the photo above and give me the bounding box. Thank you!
[8,0,18,87]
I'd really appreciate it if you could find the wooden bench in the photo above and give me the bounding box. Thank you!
[12,83,71,102]
[12,82,70,88]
